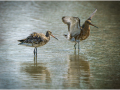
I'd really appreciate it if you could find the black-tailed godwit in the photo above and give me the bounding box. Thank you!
[62,9,98,50]
[18,30,58,56]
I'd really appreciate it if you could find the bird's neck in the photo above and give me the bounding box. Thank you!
[46,32,50,40]
[83,23,90,31]
[46,32,50,37]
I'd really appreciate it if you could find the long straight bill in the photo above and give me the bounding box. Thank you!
[51,34,58,40]
[90,23,98,28]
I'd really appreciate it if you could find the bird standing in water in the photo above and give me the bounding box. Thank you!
[62,9,98,50]
[18,30,58,56]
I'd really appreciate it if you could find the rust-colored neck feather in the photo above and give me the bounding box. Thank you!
[46,31,50,37]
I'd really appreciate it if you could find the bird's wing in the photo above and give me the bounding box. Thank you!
[81,9,97,28]
[69,18,81,37]
[69,24,81,38]
[87,8,97,20]
[23,32,44,44]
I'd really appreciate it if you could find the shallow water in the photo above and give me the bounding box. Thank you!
[0,1,120,89]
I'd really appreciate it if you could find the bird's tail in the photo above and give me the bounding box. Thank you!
[18,39,26,45]
[18,42,23,45]
[18,39,26,43]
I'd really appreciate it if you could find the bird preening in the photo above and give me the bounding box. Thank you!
[62,9,98,50]
[18,9,98,56]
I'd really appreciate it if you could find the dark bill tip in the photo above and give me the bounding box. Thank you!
[51,34,58,40]
[94,26,98,28]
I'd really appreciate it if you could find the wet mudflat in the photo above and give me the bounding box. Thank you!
[0,1,120,89]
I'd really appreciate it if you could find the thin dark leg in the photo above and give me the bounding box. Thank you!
[34,48,36,56]
[78,41,80,54]
[74,42,77,50]
[36,47,37,56]
[34,47,37,56]
[78,41,80,50]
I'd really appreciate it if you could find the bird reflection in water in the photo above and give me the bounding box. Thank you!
[34,54,37,67]
[21,56,51,83]
[63,51,93,88]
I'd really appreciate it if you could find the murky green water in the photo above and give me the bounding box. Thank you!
[0,1,120,89]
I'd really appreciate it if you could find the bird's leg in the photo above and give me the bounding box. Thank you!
[35,47,37,63]
[78,41,80,54]
[34,47,37,56]
[36,47,37,56]
[34,47,36,56]
[78,41,80,50]
[74,42,77,50]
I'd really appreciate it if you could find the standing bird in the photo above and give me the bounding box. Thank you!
[18,30,58,56]
[62,9,98,50]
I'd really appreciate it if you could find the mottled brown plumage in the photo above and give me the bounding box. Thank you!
[18,30,58,55]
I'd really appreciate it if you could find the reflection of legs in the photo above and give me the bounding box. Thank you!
[35,55,37,66]
[34,54,37,67]
[78,41,80,50]
[74,49,76,54]
[34,47,37,66]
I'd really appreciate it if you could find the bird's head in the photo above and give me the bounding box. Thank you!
[85,20,98,28]
[46,30,58,40]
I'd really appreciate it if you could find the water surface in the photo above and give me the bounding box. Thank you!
[0,1,120,89]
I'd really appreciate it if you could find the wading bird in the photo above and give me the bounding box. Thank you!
[62,9,98,50]
[18,30,58,56]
